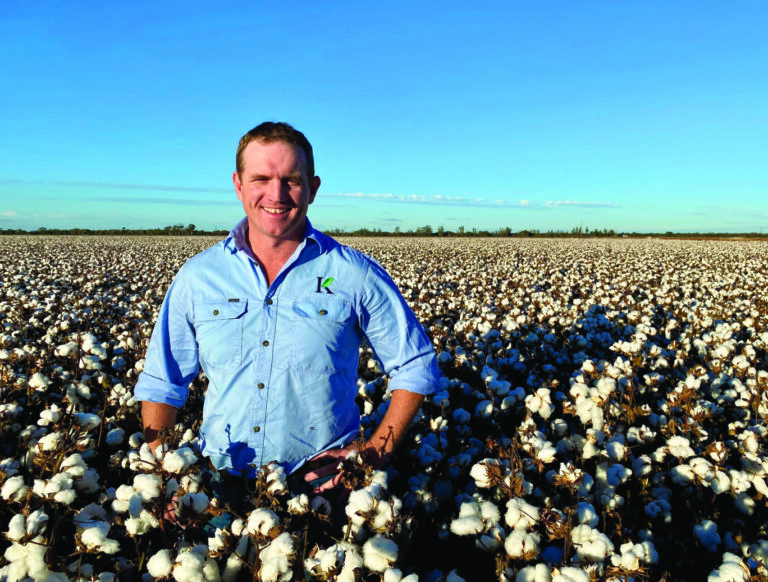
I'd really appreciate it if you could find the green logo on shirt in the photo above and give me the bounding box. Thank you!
[316,277,334,294]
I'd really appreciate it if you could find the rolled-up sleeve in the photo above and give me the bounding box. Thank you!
[358,259,440,396]
[134,267,199,408]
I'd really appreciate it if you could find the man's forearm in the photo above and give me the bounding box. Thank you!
[141,401,178,451]
[364,389,424,467]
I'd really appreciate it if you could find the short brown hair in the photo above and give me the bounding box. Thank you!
[235,122,315,181]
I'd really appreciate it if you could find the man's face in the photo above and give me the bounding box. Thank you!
[233,140,321,246]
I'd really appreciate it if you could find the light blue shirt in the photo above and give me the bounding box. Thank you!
[134,218,440,475]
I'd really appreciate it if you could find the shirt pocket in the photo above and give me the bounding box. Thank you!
[290,298,354,373]
[193,299,248,371]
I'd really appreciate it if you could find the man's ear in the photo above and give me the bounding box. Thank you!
[309,175,321,204]
[233,171,243,201]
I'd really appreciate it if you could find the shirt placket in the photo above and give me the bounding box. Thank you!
[249,286,279,468]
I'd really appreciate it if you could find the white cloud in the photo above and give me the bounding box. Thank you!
[520,200,530,206]
[545,200,619,208]
[2,210,18,217]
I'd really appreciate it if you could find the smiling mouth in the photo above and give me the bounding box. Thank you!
[263,208,290,215]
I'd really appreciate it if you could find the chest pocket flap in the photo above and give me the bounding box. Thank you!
[195,300,248,322]
[193,299,248,370]
[292,299,351,321]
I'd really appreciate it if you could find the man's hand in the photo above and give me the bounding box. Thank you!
[304,389,424,494]
[142,401,178,452]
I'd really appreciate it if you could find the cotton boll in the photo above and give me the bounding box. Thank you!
[29,372,51,391]
[287,494,309,515]
[516,563,552,582]
[506,498,539,530]
[180,492,209,514]
[362,535,399,572]
[259,533,295,582]
[310,496,331,515]
[450,515,484,536]
[505,529,541,559]
[105,428,125,446]
[571,524,614,561]
[610,541,658,570]
[203,559,221,582]
[470,458,506,488]
[708,552,749,582]
[346,489,376,523]
[245,508,279,537]
[134,473,163,501]
[577,503,599,528]
[695,520,720,552]
[551,567,590,582]
[446,569,466,582]
[37,431,63,452]
[173,551,206,582]
[7,514,27,541]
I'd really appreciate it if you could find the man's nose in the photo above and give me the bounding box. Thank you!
[266,179,290,200]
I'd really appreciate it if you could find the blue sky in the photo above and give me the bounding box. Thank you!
[1,1,766,233]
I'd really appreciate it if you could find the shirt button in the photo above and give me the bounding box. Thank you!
[262,340,269,347]
[257,382,265,389]
[318,309,328,316]
[213,309,219,316]
[266,299,273,305]
[252,426,260,432]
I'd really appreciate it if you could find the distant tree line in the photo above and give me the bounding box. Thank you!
[0,224,229,236]
[1,224,766,239]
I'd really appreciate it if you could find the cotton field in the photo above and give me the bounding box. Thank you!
[1,235,767,582]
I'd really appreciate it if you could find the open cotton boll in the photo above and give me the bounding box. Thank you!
[610,541,658,570]
[75,413,101,431]
[505,529,541,559]
[446,569,466,582]
[372,496,402,531]
[162,447,198,474]
[2,475,29,502]
[287,494,309,515]
[571,524,614,561]
[362,535,399,572]
[147,550,174,578]
[79,522,120,554]
[28,372,51,391]
[37,431,63,452]
[470,458,506,488]
[105,428,125,446]
[506,498,539,530]
[245,508,279,537]
[516,563,552,582]
[133,473,162,501]
[707,552,749,582]
[450,514,484,536]
[310,496,331,515]
[346,489,377,522]
[126,509,160,535]
[173,551,206,582]
[7,514,27,541]
[551,567,590,582]
[258,532,295,582]
[180,492,209,514]
[695,520,720,552]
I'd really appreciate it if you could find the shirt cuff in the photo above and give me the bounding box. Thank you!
[386,354,441,396]
[133,372,189,409]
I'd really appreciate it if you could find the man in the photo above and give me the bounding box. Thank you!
[135,122,440,494]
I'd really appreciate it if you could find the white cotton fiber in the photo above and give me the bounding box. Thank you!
[362,535,399,572]
[245,508,279,536]
[147,549,173,577]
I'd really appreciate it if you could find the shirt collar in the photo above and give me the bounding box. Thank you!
[225,217,327,255]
